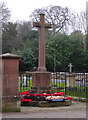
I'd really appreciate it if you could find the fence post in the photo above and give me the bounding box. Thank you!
[66,73,76,90]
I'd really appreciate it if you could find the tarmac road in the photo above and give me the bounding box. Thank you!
[1,101,87,119]
[1,109,86,119]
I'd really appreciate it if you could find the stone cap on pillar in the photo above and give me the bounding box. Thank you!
[0,53,21,59]
[66,73,76,77]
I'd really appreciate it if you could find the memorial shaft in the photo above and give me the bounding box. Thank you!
[33,14,51,71]
[38,14,46,71]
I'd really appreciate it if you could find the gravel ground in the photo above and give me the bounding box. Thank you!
[1,101,87,119]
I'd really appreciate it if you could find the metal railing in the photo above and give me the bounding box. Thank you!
[19,72,88,98]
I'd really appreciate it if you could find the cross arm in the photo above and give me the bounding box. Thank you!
[33,22,41,27]
[45,23,51,28]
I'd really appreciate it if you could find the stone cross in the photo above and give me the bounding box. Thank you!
[33,13,51,71]
[68,63,73,72]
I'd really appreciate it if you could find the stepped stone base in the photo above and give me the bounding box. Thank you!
[21,100,72,107]
[30,86,55,94]
[2,96,21,112]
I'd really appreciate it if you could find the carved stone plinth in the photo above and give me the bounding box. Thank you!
[32,72,52,88]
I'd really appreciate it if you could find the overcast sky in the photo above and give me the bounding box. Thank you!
[1,0,88,22]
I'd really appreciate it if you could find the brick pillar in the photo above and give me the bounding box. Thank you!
[0,53,21,112]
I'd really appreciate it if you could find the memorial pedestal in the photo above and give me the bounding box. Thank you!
[32,71,52,93]
[32,71,52,87]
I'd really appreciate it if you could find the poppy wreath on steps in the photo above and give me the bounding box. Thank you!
[18,91,72,102]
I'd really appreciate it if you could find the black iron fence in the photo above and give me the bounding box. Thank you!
[19,72,88,99]
[19,73,32,92]
[52,72,88,98]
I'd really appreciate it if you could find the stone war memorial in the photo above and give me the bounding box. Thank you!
[19,13,73,107]
[32,13,52,93]
[32,14,75,93]
[0,13,73,111]
[1,13,84,112]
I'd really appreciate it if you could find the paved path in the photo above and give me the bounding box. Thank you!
[1,101,87,119]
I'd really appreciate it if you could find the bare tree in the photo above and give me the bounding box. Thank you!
[0,2,10,24]
[29,5,74,34]
[70,11,86,34]
[0,2,10,37]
